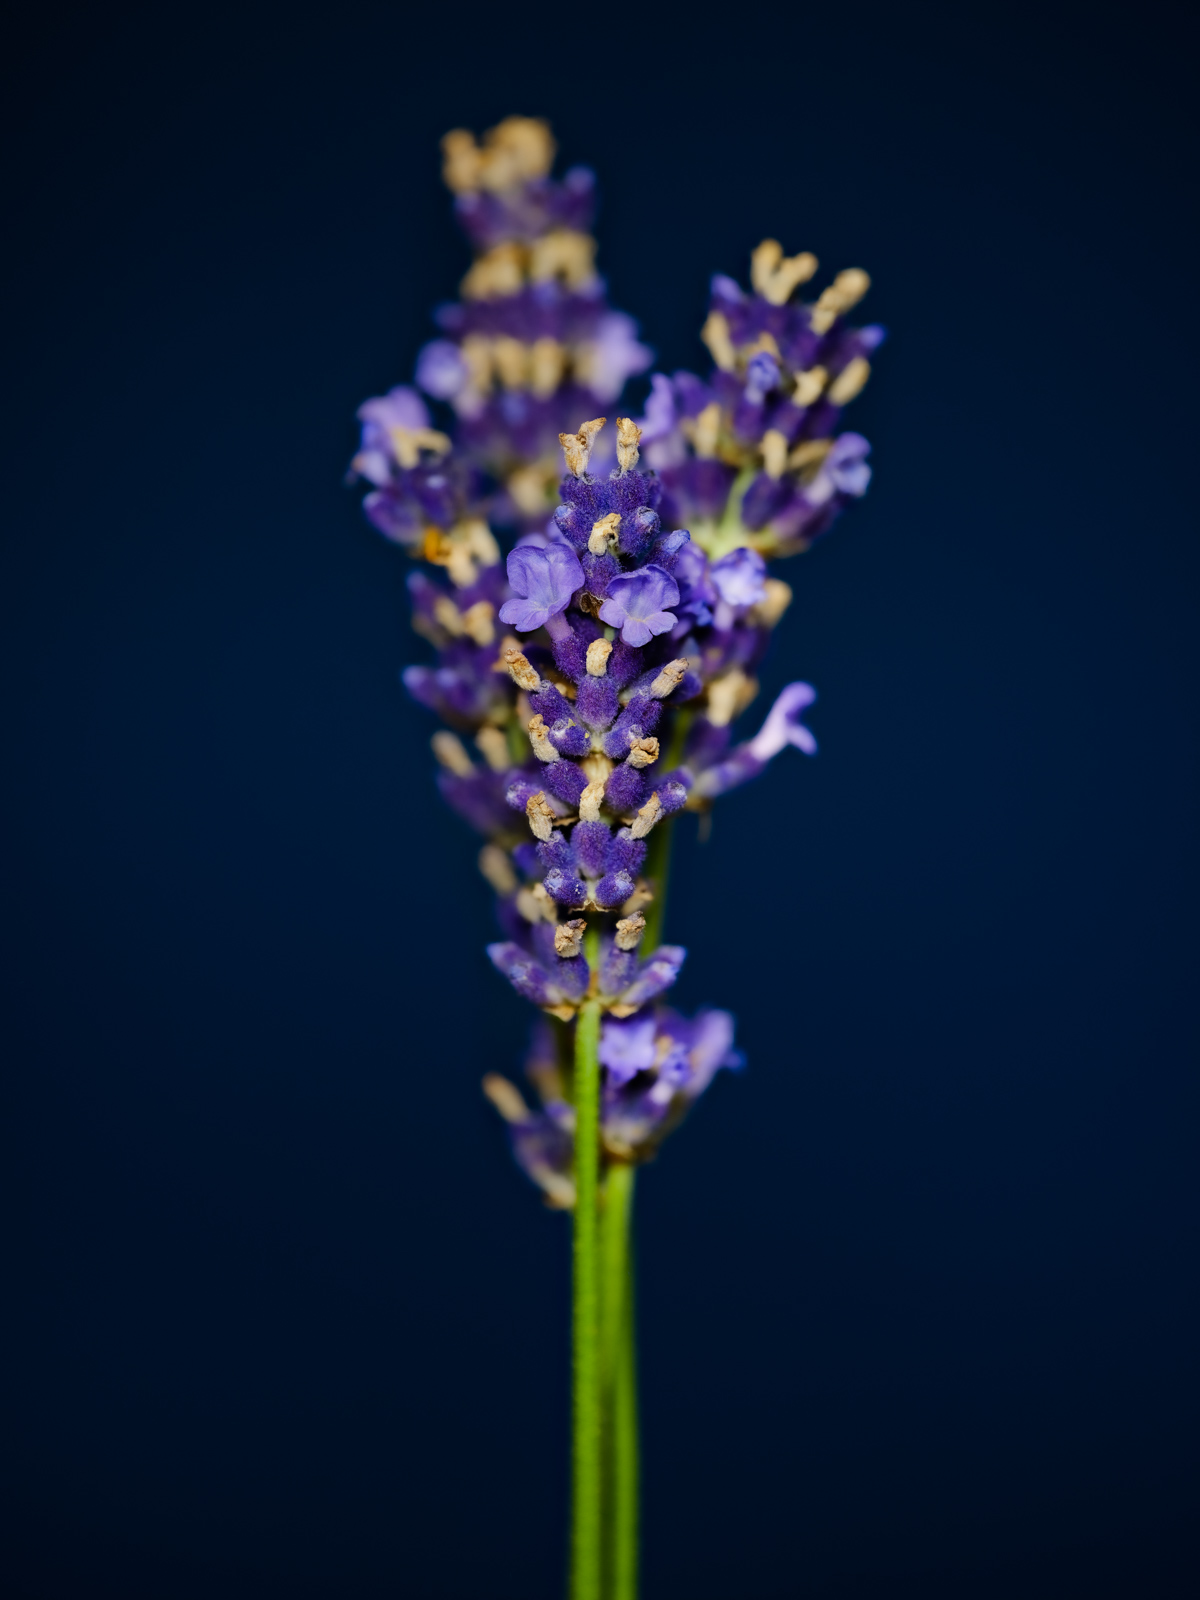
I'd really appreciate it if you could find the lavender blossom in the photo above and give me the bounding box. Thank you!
[349,125,890,1596]
[637,240,883,559]
[410,117,651,530]
[499,543,585,633]
[598,566,680,647]
[350,124,881,1221]
[487,1006,745,1205]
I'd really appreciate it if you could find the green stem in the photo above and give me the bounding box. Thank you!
[604,1163,639,1600]
[639,819,674,955]
[571,933,603,1600]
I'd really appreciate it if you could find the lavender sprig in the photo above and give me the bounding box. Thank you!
[350,116,881,1600]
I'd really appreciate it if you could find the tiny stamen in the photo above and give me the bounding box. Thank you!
[527,713,557,762]
[588,512,621,555]
[826,357,871,405]
[751,578,793,629]
[650,659,688,698]
[460,600,496,646]
[433,595,463,635]
[481,1073,530,1123]
[478,844,517,895]
[706,668,755,728]
[554,919,587,958]
[700,311,736,372]
[750,238,819,306]
[621,881,654,916]
[760,429,788,479]
[614,913,646,951]
[809,267,871,334]
[503,647,541,691]
[788,438,832,473]
[388,425,452,470]
[585,638,613,677]
[691,400,722,459]
[517,881,557,924]
[626,736,659,769]
[431,730,473,776]
[580,751,614,785]
[558,417,607,477]
[474,725,510,772]
[616,416,642,473]
[629,792,663,840]
[791,367,828,407]
[526,791,555,841]
[578,779,605,822]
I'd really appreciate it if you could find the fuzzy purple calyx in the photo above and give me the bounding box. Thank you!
[499,544,585,633]
[597,565,680,648]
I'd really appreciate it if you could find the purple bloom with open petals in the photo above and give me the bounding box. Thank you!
[598,1016,658,1086]
[499,544,585,633]
[415,340,467,402]
[807,433,872,507]
[710,547,768,608]
[598,565,680,647]
[748,681,818,758]
[352,385,431,485]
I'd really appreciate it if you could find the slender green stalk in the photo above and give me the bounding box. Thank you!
[571,931,603,1600]
[604,1163,639,1600]
[639,819,674,955]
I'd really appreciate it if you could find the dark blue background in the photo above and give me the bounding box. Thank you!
[4,2,1197,1594]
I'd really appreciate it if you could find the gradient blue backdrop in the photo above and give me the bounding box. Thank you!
[3,2,1197,1595]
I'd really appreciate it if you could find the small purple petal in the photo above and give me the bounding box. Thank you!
[597,565,680,648]
[710,547,768,608]
[415,341,467,401]
[598,1017,658,1085]
[747,682,818,760]
[499,544,585,633]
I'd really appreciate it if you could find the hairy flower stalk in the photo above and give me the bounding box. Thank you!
[351,117,882,1600]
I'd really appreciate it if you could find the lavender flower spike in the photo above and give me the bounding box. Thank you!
[598,565,680,647]
[499,543,584,634]
[348,117,886,1600]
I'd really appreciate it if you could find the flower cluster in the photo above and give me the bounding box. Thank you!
[483,1009,744,1208]
[413,117,651,529]
[638,239,883,558]
[351,119,881,1200]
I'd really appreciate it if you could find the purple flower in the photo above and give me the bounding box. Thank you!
[598,565,680,647]
[415,340,468,402]
[743,349,780,404]
[352,385,432,485]
[499,544,585,633]
[575,313,653,403]
[638,372,677,444]
[664,1008,744,1094]
[805,433,872,506]
[710,547,768,608]
[748,681,818,759]
[598,1016,658,1085]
